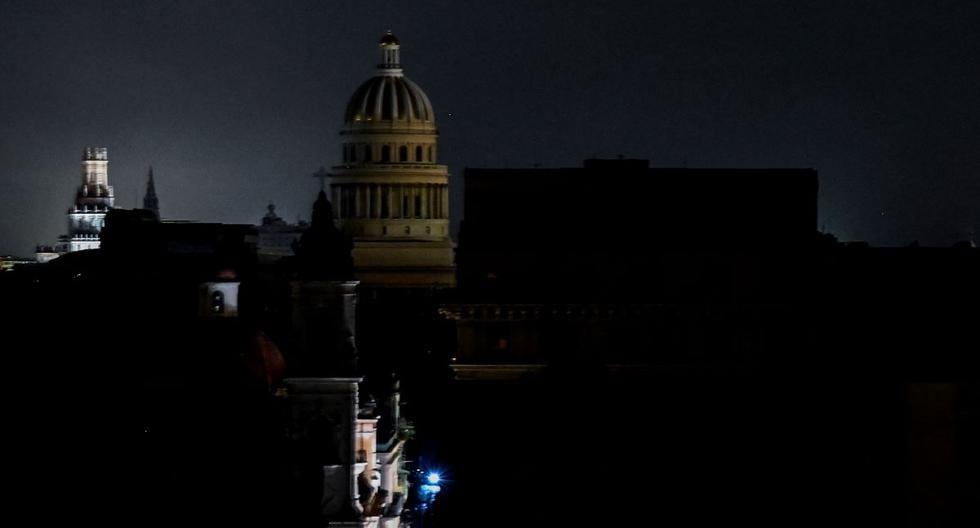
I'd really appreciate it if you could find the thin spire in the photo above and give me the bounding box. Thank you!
[143,166,159,219]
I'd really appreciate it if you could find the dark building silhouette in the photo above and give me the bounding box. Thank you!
[3,153,977,527]
[1,191,410,528]
[447,160,818,372]
[415,159,980,527]
[293,191,354,282]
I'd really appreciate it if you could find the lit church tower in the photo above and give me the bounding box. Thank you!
[330,31,455,287]
[67,147,114,252]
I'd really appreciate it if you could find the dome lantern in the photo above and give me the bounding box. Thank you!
[378,30,402,74]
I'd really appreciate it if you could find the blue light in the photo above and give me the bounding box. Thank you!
[426,472,441,485]
[420,484,441,494]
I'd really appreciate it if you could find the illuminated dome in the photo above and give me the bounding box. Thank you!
[329,31,453,291]
[343,31,435,127]
[343,76,435,125]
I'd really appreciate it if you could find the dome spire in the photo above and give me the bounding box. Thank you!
[378,30,402,75]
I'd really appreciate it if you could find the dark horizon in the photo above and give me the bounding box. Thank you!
[2,0,978,256]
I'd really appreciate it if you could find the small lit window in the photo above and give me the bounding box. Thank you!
[211,291,225,314]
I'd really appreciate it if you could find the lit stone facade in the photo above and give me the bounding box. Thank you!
[330,32,455,288]
[67,147,114,252]
[257,203,307,262]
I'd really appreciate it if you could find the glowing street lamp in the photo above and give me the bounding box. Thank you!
[420,471,442,495]
[417,469,444,502]
[416,469,444,528]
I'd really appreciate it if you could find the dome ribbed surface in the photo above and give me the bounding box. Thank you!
[344,75,435,125]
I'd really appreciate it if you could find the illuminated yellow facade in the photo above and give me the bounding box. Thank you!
[330,31,455,288]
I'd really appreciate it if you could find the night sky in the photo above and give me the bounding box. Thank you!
[1,0,977,256]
